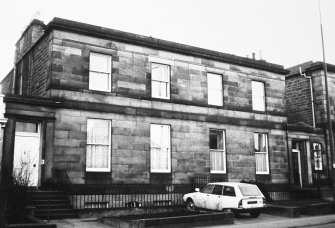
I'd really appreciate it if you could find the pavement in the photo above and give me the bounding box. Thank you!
[49,213,335,228]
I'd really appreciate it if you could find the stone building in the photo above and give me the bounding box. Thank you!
[1,18,289,186]
[286,61,335,187]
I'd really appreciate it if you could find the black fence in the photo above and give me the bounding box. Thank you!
[60,183,193,210]
[54,175,323,211]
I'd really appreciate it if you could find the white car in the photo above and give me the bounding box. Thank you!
[183,182,266,217]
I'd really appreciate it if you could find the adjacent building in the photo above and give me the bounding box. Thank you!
[2,18,291,187]
[286,62,335,187]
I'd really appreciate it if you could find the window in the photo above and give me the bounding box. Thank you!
[239,185,262,196]
[150,124,171,173]
[89,53,111,92]
[212,185,224,195]
[16,122,39,133]
[86,119,111,172]
[252,81,265,111]
[207,73,223,106]
[223,186,236,197]
[201,184,215,194]
[254,133,269,174]
[210,129,226,173]
[151,63,170,99]
[313,143,323,170]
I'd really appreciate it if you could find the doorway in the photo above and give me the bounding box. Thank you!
[292,149,302,187]
[13,122,41,187]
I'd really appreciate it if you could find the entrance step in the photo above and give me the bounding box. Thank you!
[29,190,79,220]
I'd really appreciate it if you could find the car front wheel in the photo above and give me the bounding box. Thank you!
[186,199,195,211]
[249,210,261,218]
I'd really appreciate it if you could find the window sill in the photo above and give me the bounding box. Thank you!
[210,170,226,174]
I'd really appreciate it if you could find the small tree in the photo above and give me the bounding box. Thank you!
[0,159,32,224]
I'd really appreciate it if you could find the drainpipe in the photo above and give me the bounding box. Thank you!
[299,67,315,128]
[286,124,291,185]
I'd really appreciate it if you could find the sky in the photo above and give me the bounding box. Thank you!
[0,0,334,79]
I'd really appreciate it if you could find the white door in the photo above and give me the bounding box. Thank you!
[292,149,302,187]
[13,122,41,187]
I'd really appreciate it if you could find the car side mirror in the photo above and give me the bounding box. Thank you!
[195,188,200,192]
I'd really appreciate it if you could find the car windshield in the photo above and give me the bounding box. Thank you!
[239,185,262,196]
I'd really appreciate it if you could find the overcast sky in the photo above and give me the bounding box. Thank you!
[0,0,334,79]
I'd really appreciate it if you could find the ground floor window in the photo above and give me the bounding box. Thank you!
[210,129,226,173]
[254,133,269,174]
[86,119,111,172]
[313,143,322,170]
[150,124,171,173]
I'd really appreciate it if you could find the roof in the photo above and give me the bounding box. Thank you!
[42,17,288,75]
[207,182,255,187]
[286,61,335,78]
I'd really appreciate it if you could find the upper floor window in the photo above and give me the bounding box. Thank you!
[150,124,171,173]
[210,129,226,173]
[252,81,265,111]
[207,73,223,106]
[86,119,111,172]
[151,63,170,99]
[254,133,269,174]
[89,53,112,92]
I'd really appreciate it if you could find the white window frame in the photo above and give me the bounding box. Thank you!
[207,73,223,106]
[313,143,323,171]
[151,63,170,99]
[86,119,111,172]
[252,81,265,111]
[210,129,226,174]
[150,124,171,173]
[89,52,112,92]
[254,133,269,174]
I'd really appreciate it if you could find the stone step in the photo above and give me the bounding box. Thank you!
[35,204,73,210]
[30,199,71,205]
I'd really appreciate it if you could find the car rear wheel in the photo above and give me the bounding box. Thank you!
[186,199,195,211]
[249,210,261,218]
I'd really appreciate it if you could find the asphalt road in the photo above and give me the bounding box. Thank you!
[51,213,335,228]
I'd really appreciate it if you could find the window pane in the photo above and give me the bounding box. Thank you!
[90,53,110,72]
[210,150,225,171]
[254,133,267,152]
[252,81,265,111]
[201,184,215,194]
[208,89,223,106]
[86,145,109,169]
[152,63,169,82]
[212,185,223,195]
[89,72,110,91]
[255,153,267,172]
[16,122,38,133]
[210,130,223,149]
[208,73,222,90]
[239,185,262,196]
[87,120,110,144]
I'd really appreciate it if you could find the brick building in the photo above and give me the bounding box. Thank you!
[1,18,290,187]
[286,62,335,187]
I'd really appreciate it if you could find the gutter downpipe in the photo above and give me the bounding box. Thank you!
[299,68,316,127]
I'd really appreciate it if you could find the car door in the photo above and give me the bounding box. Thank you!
[221,185,239,209]
[194,184,215,209]
[206,184,224,210]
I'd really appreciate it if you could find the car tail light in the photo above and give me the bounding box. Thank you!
[262,198,266,205]
[238,200,242,208]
